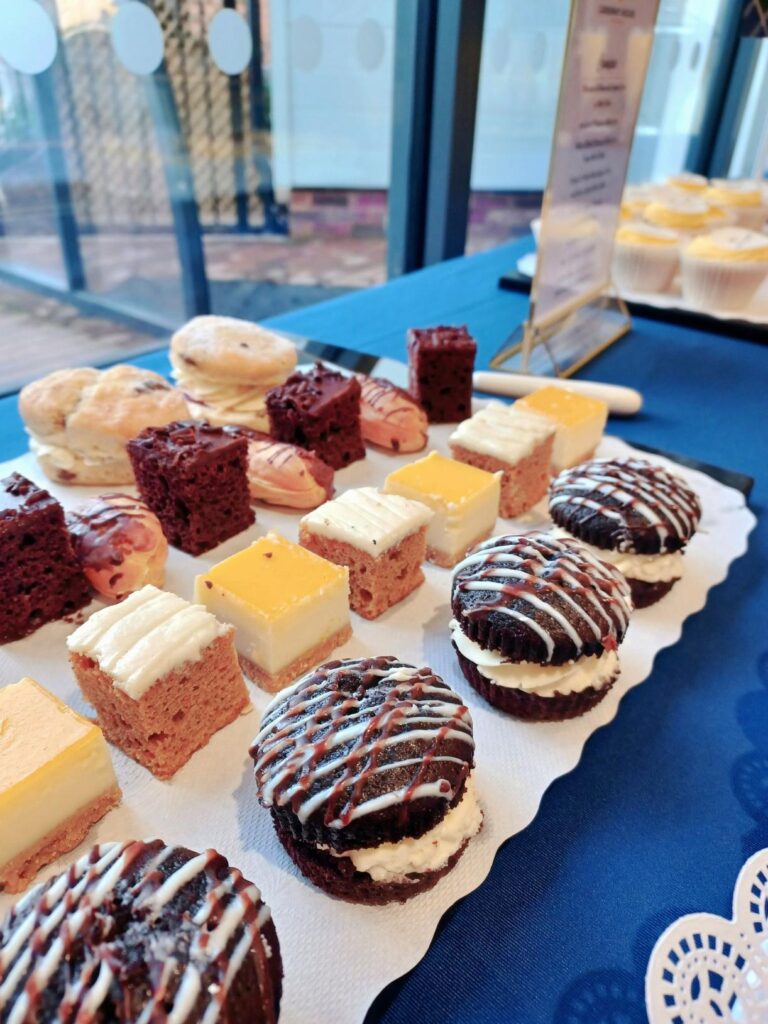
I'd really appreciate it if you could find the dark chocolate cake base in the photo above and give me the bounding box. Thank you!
[627,576,677,608]
[272,812,474,905]
[453,645,618,722]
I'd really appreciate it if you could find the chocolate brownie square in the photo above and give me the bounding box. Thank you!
[407,325,477,423]
[127,421,254,555]
[0,472,90,642]
[266,363,365,470]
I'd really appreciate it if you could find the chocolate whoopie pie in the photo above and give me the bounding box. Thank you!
[450,532,633,721]
[250,656,482,905]
[0,839,282,1023]
[549,457,701,608]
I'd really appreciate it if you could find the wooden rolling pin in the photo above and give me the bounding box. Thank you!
[473,371,643,416]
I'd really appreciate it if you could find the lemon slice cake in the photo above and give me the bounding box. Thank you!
[194,531,351,691]
[513,386,607,473]
[383,451,500,568]
[0,677,120,893]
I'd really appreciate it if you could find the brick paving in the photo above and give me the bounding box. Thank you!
[0,191,538,390]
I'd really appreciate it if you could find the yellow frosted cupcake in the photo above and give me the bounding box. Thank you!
[612,222,680,293]
[705,180,767,230]
[644,195,728,236]
[666,172,709,194]
[620,183,664,221]
[681,228,768,310]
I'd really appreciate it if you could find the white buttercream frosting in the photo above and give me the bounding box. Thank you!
[331,774,482,882]
[450,402,554,463]
[450,620,618,696]
[67,584,229,699]
[171,355,274,427]
[550,526,684,583]
[300,486,433,557]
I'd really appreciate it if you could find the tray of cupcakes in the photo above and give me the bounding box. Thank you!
[514,176,768,329]
[0,317,756,1024]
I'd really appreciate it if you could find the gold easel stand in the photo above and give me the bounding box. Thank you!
[490,293,632,378]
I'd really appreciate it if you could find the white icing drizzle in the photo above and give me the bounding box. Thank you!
[66,585,229,699]
[451,533,632,663]
[550,458,700,552]
[300,486,433,557]
[250,657,474,829]
[0,840,277,1024]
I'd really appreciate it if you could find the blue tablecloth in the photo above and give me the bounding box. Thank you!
[1,240,765,1024]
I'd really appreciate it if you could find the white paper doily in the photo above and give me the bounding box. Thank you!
[0,429,756,1024]
[646,847,768,1023]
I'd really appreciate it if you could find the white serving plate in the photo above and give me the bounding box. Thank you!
[0,422,755,1024]
[517,251,768,326]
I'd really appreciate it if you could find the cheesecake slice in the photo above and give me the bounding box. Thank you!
[194,531,351,692]
[0,677,121,893]
[383,451,501,568]
[512,386,607,473]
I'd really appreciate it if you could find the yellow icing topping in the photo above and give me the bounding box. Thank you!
[0,678,103,803]
[645,201,713,229]
[514,386,607,428]
[616,224,678,246]
[686,230,768,262]
[705,184,763,208]
[667,173,708,193]
[197,532,347,618]
[384,451,497,505]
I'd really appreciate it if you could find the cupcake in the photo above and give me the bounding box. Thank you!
[612,222,680,293]
[250,655,482,905]
[681,227,768,311]
[706,180,767,230]
[666,171,709,194]
[644,195,728,237]
[450,532,632,722]
[549,457,701,608]
[620,183,666,221]
[0,839,283,1022]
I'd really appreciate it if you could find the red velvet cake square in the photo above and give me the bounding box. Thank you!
[0,472,90,642]
[266,363,365,470]
[407,325,477,423]
[127,421,254,555]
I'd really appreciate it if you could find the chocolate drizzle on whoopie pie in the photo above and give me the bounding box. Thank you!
[0,839,281,1024]
[451,533,633,666]
[250,656,474,852]
[549,457,701,554]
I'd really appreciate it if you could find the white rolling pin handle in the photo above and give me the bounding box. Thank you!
[472,371,643,416]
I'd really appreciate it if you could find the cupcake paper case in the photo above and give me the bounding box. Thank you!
[250,656,482,905]
[681,227,768,311]
[450,532,633,722]
[549,457,701,608]
[612,222,680,293]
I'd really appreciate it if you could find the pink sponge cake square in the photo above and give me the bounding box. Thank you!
[299,487,433,619]
[450,403,555,517]
[67,584,249,779]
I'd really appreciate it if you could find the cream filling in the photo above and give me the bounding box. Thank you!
[551,526,684,583]
[29,436,130,471]
[326,775,482,883]
[67,585,228,699]
[450,620,618,696]
[172,363,273,426]
[300,487,433,558]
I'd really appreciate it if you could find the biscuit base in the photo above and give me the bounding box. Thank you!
[0,784,121,894]
[426,525,495,569]
[272,812,477,905]
[239,623,353,693]
[627,576,677,608]
[450,437,554,519]
[70,632,249,781]
[453,644,617,722]
[298,527,427,620]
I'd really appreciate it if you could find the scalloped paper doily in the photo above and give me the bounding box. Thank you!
[646,848,768,1023]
